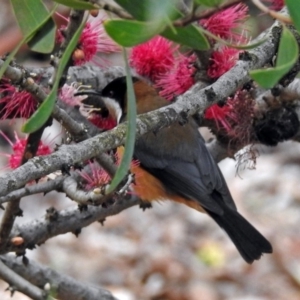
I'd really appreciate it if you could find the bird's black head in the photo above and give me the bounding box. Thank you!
[101,76,139,112]
[75,76,138,124]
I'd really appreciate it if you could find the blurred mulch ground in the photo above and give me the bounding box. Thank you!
[1,142,300,300]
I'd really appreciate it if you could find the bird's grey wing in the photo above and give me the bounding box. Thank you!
[134,128,237,213]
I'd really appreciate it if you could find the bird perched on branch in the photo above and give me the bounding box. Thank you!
[81,76,272,263]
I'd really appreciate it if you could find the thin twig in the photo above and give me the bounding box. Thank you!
[63,175,110,205]
[251,0,291,23]
[174,0,243,26]
[0,176,65,205]
[93,0,132,19]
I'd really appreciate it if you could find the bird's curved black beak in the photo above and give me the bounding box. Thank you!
[75,89,123,124]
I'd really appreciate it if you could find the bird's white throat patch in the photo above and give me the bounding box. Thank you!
[102,97,123,124]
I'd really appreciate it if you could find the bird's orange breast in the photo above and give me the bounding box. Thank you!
[131,162,205,213]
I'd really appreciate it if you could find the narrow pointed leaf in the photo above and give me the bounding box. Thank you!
[28,17,56,53]
[0,5,57,79]
[195,0,224,6]
[108,49,136,193]
[162,24,210,50]
[285,0,300,33]
[53,0,97,10]
[22,17,86,133]
[10,0,56,53]
[104,20,163,47]
[114,0,180,22]
[250,27,298,88]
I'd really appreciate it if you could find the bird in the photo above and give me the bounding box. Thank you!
[82,76,273,263]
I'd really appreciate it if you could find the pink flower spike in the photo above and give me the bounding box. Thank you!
[207,47,241,79]
[79,148,140,192]
[0,80,37,121]
[59,83,88,107]
[0,131,53,169]
[78,161,111,190]
[156,54,196,101]
[57,16,120,66]
[130,36,178,81]
[200,3,248,42]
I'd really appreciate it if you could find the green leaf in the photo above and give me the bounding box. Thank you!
[10,0,56,53]
[104,20,163,47]
[28,17,56,53]
[53,0,97,10]
[250,26,299,89]
[108,49,136,193]
[285,0,300,33]
[22,17,87,133]
[194,0,224,7]
[162,24,210,50]
[23,89,58,133]
[104,0,182,46]
[0,5,57,79]
[114,0,180,22]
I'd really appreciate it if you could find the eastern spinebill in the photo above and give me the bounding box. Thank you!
[79,76,272,263]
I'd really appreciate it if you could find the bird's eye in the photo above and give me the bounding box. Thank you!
[108,90,114,97]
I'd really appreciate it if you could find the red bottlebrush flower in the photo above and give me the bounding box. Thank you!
[205,103,235,133]
[88,114,117,131]
[0,79,37,121]
[75,20,120,66]
[0,132,52,169]
[264,0,284,11]
[200,3,248,42]
[130,36,178,81]
[156,54,196,101]
[79,147,140,191]
[57,16,120,66]
[204,90,255,144]
[207,47,240,79]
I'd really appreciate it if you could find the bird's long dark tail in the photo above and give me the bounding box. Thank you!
[206,192,272,264]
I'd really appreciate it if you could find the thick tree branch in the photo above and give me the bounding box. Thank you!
[0,259,49,300]
[0,255,117,300]
[27,65,125,89]
[1,196,139,254]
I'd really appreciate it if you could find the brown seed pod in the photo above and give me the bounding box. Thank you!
[11,236,24,246]
[90,9,99,17]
